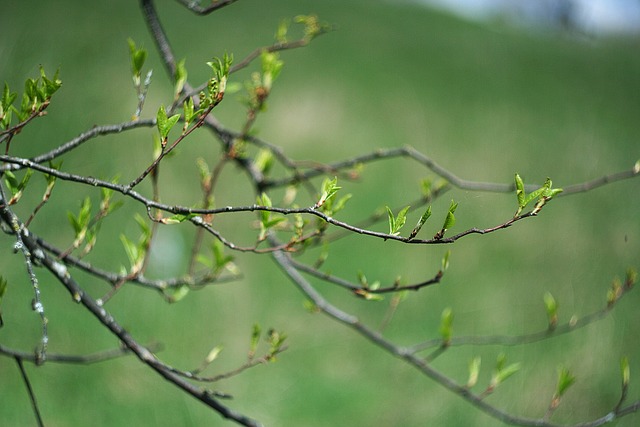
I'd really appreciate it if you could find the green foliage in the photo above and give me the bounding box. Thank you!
[386,205,410,236]
[119,214,152,273]
[254,149,275,175]
[67,197,92,242]
[316,176,341,209]
[488,353,521,393]
[434,200,457,239]
[127,38,147,82]
[555,367,576,399]
[3,169,33,205]
[467,356,481,388]
[201,53,232,108]
[514,174,563,217]
[294,15,331,42]
[621,356,630,389]
[439,307,454,346]
[267,328,287,360]
[0,67,60,129]
[257,193,286,241]
[441,249,451,272]
[156,104,181,142]
[174,58,188,99]
[408,205,432,240]
[543,291,558,330]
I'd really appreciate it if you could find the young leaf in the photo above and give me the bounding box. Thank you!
[249,324,262,358]
[386,206,410,236]
[204,345,223,364]
[543,291,558,330]
[435,200,458,239]
[621,356,630,389]
[174,58,187,98]
[514,173,526,217]
[254,149,274,175]
[156,105,180,140]
[439,307,454,346]
[555,367,576,398]
[409,205,432,240]
[127,38,147,77]
[316,177,340,208]
[442,200,458,231]
[167,285,189,303]
[441,250,451,272]
[467,356,481,388]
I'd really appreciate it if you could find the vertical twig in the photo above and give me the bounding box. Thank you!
[15,357,44,427]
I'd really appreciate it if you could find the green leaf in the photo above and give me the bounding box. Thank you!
[267,329,287,358]
[316,176,340,208]
[442,200,458,231]
[254,149,274,175]
[183,98,196,126]
[439,307,454,345]
[119,234,139,269]
[39,66,62,98]
[621,356,630,388]
[555,367,576,398]
[490,353,521,390]
[543,292,558,330]
[156,105,180,140]
[467,356,481,388]
[174,58,187,97]
[3,171,19,193]
[261,51,284,91]
[441,250,451,272]
[514,173,526,215]
[386,205,410,236]
[409,205,432,240]
[212,239,234,273]
[67,197,92,236]
[127,38,147,76]
[249,324,262,358]
[162,213,196,224]
[495,362,521,384]
[167,285,189,303]
[275,18,290,43]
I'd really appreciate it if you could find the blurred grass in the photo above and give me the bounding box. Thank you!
[1,0,639,426]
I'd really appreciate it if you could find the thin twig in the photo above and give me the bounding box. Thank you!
[15,357,44,427]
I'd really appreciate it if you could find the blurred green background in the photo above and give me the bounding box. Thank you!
[1,0,639,426]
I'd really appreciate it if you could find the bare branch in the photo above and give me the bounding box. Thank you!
[174,0,240,15]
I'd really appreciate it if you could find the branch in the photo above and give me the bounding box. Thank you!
[0,204,262,427]
[174,0,240,15]
[1,343,162,365]
[14,357,44,427]
[269,238,639,427]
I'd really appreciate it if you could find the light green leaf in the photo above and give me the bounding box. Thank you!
[317,176,340,208]
[442,200,458,231]
[168,285,189,303]
[621,356,630,388]
[409,205,432,240]
[467,356,481,388]
[544,292,558,330]
[156,105,180,139]
[555,367,576,398]
[439,307,454,345]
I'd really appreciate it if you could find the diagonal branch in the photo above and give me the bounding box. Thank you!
[269,237,639,427]
[0,203,262,427]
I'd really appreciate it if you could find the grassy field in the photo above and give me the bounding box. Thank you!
[1,0,639,426]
